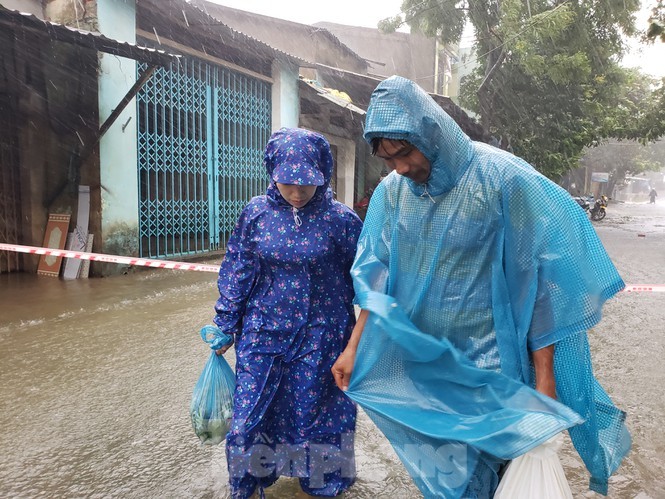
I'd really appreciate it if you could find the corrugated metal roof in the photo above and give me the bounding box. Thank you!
[0,5,178,66]
[194,1,367,69]
[138,0,305,66]
[310,64,489,141]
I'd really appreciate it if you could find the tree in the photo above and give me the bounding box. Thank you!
[646,0,665,42]
[578,139,665,196]
[635,2,665,141]
[610,69,665,143]
[381,0,645,180]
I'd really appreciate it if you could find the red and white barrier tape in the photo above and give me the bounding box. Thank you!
[0,243,219,273]
[622,284,665,293]
[2,243,664,291]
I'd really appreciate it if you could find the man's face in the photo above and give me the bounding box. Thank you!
[375,139,431,184]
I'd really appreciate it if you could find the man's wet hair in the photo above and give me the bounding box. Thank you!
[371,137,411,156]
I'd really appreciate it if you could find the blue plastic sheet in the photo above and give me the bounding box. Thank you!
[345,76,630,497]
[190,325,235,445]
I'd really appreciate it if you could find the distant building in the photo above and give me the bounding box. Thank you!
[314,22,456,98]
[448,45,476,105]
[193,1,368,74]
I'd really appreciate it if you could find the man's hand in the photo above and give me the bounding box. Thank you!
[332,347,357,391]
[332,308,369,391]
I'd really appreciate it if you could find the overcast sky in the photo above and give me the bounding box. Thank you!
[622,2,665,78]
[206,0,664,78]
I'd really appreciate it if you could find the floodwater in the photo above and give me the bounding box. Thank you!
[0,201,663,499]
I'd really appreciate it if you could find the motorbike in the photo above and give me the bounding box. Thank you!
[572,194,607,221]
[573,194,593,213]
[589,195,608,221]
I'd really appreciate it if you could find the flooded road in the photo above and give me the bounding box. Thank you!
[570,202,665,499]
[0,265,413,498]
[0,201,663,498]
[0,270,233,498]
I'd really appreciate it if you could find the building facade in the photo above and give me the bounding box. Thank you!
[0,0,302,274]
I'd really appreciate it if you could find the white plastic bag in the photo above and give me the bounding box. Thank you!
[494,433,573,499]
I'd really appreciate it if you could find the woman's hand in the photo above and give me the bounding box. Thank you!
[201,325,234,356]
[215,343,233,356]
[332,347,357,391]
[214,333,234,356]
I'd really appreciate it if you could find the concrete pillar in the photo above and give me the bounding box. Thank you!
[326,134,356,209]
[96,0,139,259]
[271,60,299,131]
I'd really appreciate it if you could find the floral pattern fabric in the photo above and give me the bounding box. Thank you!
[213,128,362,498]
[266,128,329,186]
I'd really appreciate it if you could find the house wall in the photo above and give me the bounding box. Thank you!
[0,8,100,273]
[315,23,439,94]
[97,0,140,258]
[0,26,49,270]
[15,102,52,273]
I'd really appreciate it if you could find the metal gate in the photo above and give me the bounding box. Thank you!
[137,58,271,259]
[0,95,21,273]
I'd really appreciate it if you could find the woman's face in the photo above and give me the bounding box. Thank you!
[276,183,317,209]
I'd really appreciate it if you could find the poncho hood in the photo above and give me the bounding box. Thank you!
[363,76,474,196]
[264,127,334,209]
[264,127,333,187]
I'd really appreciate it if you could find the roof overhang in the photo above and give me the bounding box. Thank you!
[137,0,303,70]
[0,6,178,67]
[300,78,366,116]
[299,78,365,139]
[312,63,489,142]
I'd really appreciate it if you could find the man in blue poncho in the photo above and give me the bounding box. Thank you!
[332,76,630,498]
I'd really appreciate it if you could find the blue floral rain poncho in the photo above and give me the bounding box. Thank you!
[345,77,630,498]
[214,128,362,498]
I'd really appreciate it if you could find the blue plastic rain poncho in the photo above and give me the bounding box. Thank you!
[214,128,362,498]
[346,76,630,498]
